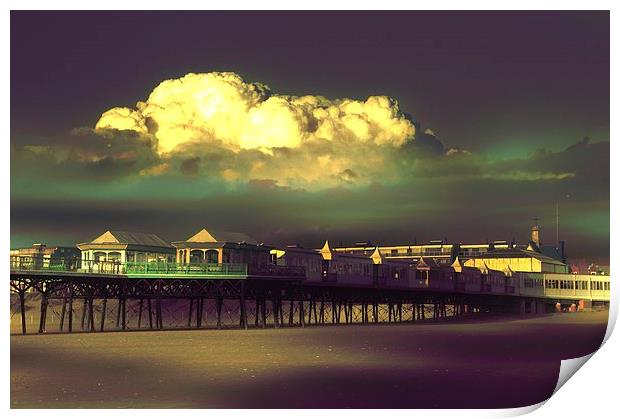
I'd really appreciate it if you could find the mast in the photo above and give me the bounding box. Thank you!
[556,202,559,245]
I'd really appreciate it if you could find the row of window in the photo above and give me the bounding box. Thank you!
[544,279,611,291]
[384,248,452,256]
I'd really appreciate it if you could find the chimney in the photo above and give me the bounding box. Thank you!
[531,219,540,246]
[559,240,566,263]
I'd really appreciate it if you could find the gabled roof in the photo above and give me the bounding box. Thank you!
[470,247,566,266]
[185,228,258,245]
[415,257,430,270]
[87,230,171,248]
[503,265,514,277]
[370,247,384,264]
[451,256,464,272]
[320,240,333,261]
[479,262,490,275]
[539,245,563,261]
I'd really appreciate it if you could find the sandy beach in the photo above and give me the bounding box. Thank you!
[10,310,609,408]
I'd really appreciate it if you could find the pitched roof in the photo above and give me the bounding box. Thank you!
[185,228,258,245]
[320,240,333,260]
[89,230,172,248]
[370,247,384,264]
[539,245,563,261]
[471,247,566,265]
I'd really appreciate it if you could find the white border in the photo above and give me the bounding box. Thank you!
[3,2,616,418]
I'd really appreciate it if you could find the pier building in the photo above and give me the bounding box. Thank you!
[77,230,175,264]
[172,228,272,272]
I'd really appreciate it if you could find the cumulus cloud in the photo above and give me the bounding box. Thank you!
[95,72,417,187]
[14,72,590,192]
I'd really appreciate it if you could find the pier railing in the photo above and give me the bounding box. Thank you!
[247,264,305,278]
[9,256,248,277]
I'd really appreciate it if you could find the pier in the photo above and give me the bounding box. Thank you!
[10,257,610,335]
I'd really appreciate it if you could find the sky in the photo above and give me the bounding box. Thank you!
[10,11,610,262]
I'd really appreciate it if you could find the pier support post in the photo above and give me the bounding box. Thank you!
[288,298,295,326]
[115,298,122,329]
[100,298,107,332]
[59,297,67,332]
[156,298,162,329]
[196,298,203,329]
[260,297,267,328]
[68,294,74,332]
[272,296,280,328]
[148,298,153,329]
[255,298,260,327]
[137,298,144,328]
[18,290,27,335]
[239,284,247,329]
[187,298,193,328]
[122,298,127,330]
[38,293,49,334]
[217,296,224,329]
[348,301,353,323]
[299,299,305,328]
[82,298,88,330]
[88,298,95,332]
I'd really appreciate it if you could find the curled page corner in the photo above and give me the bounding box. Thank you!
[553,353,595,395]
[496,400,547,417]
[498,353,599,418]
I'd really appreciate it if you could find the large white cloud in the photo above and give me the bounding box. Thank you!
[96,72,415,154]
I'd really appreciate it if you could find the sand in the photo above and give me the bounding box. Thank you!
[10,310,609,408]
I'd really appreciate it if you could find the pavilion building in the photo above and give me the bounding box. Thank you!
[10,243,80,269]
[76,230,175,263]
[172,228,271,267]
[462,244,568,273]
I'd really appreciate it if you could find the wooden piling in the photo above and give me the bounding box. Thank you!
[38,293,49,333]
[272,297,280,328]
[255,298,260,327]
[59,297,67,332]
[100,298,107,332]
[148,298,153,329]
[260,297,267,328]
[239,284,247,329]
[217,296,224,329]
[68,294,73,332]
[137,298,144,328]
[81,298,88,330]
[187,298,193,328]
[88,298,95,332]
[19,290,27,335]
[122,298,127,330]
[288,298,295,326]
[299,299,305,327]
[115,298,122,328]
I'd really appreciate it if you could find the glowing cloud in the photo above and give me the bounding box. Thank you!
[95,72,415,159]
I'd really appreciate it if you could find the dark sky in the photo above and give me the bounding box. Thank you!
[10,11,610,262]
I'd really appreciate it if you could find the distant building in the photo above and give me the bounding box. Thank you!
[462,244,569,273]
[77,230,175,263]
[331,221,568,273]
[10,243,80,269]
[172,228,271,267]
[332,240,457,265]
